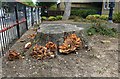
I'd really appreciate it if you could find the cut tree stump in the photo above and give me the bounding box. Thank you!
[35,24,88,49]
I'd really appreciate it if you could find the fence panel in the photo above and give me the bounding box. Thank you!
[0,2,41,56]
[26,6,33,28]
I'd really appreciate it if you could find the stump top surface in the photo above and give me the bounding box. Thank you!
[37,24,84,34]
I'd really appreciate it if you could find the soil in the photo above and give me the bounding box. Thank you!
[1,22,119,78]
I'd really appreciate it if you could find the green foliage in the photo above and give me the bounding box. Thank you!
[48,16,56,21]
[99,15,108,20]
[36,2,56,16]
[86,14,100,20]
[87,27,97,35]
[87,22,117,37]
[36,2,56,7]
[69,15,78,19]
[86,15,98,22]
[42,16,47,20]
[56,15,63,20]
[113,12,120,23]
[23,2,35,6]
[19,0,35,6]
[71,9,97,18]
[86,14,108,21]
[46,16,63,21]
[49,4,57,10]
[41,16,63,21]
[73,17,81,22]
[93,14,101,18]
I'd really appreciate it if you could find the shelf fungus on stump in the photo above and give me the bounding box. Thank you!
[30,42,57,60]
[45,42,57,52]
[8,50,22,61]
[59,34,82,54]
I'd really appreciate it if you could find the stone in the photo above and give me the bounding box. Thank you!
[76,52,79,54]
[50,54,55,58]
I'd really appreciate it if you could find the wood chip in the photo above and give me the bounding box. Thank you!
[24,42,32,49]
[101,40,111,44]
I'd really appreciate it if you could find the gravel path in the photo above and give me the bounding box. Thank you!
[1,23,119,78]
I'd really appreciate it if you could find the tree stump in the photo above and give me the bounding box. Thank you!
[35,24,88,47]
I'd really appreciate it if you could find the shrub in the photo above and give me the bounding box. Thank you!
[113,12,120,23]
[87,21,117,37]
[86,14,101,22]
[86,14,108,21]
[71,9,97,18]
[48,16,56,21]
[99,15,108,20]
[93,14,101,18]
[56,15,63,20]
[73,17,81,22]
[49,4,57,10]
[41,16,47,20]
[86,15,99,20]
[69,15,78,19]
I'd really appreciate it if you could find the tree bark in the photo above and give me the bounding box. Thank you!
[62,0,71,20]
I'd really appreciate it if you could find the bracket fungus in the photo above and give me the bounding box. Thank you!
[59,34,83,54]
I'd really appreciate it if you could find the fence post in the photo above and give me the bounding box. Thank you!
[14,3,20,38]
[24,5,28,30]
[39,8,41,23]
[37,7,39,23]
[31,7,34,26]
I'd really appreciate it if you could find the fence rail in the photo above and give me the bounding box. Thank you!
[0,2,41,56]
[47,10,64,16]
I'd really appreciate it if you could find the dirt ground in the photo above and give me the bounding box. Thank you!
[1,22,119,78]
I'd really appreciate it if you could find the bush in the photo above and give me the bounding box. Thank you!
[86,14,108,21]
[56,15,63,20]
[69,15,78,19]
[113,12,120,23]
[93,14,101,18]
[86,14,101,22]
[87,21,117,37]
[71,9,97,18]
[48,16,56,21]
[41,16,47,20]
[86,14,100,21]
[49,4,57,10]
[99,15,108,20]
[73,17,81,22]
